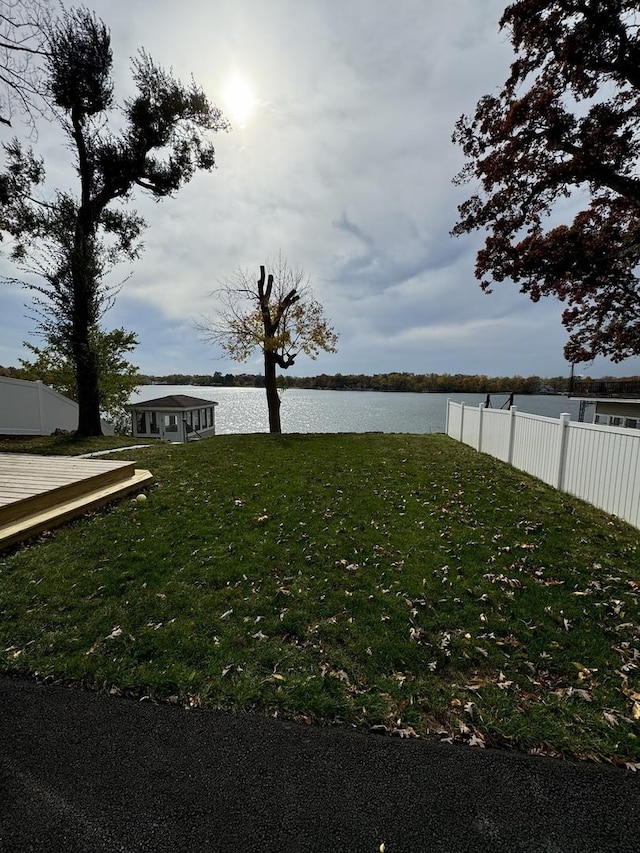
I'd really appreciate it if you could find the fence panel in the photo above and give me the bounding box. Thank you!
[446,400,640,529]
[447,401,462,440]
[511,412,561,486]
[461,405,480,447]
[0,376,44,434]
[563,422,640,528]
[480,408,512,462]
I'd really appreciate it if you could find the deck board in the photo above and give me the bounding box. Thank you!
[0,454,134,505]
[0,453,153,549]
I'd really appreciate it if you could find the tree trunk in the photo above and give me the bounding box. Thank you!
[71,227,103,437]
[264,350,281,434]
[74,342,103,436]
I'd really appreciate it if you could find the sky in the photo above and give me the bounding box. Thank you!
[1,0,639,381]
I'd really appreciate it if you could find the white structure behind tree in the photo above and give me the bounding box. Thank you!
[0,376,114,436]
[129,395,218,443]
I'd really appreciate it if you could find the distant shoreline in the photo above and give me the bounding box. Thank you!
[138,371,579,396]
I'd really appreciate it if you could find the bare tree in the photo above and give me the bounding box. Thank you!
[199,257,339,433]
[0,0,49,134]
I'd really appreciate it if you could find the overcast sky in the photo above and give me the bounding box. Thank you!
[1,0,639,380]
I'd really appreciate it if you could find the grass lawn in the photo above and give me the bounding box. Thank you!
[1,432,639,764]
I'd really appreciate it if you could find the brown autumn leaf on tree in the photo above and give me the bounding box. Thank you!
[452,0,640,363]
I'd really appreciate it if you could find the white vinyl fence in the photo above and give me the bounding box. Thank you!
[446,400,640,530]
[0,375,114,436]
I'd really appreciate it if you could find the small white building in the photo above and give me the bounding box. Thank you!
[569,378,640,429]
[129,394,218,443]
[0,375,114,436]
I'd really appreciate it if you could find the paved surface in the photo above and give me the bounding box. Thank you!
[1,675,639,852]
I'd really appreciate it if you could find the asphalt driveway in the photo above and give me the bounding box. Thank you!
[1,675,639,852]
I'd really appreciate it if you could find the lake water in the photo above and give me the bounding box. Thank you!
[129,386,582,435]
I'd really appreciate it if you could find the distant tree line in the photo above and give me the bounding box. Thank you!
[4,365,639,396]
[136,371,575,394]
[282,373,565,394]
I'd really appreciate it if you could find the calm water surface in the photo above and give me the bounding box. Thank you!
[130,386,582,435]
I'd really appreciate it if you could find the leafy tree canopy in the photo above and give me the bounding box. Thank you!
[18,327,141,433]
[0,6,229,435]
[452,0,640,364]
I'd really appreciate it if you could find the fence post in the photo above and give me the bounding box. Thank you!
[477,403,484,452]
[556,413,571,491]
[36,380,45,434]
[459,402,465,442]
[445,398,451,436]
[507,405,518,464]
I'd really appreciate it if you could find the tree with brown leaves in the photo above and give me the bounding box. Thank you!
[452,0,640,364]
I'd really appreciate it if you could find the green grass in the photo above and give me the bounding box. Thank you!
[1,432,639,763]
[0,434,149,456]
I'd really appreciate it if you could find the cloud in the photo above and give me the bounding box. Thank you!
[0,0,638,381]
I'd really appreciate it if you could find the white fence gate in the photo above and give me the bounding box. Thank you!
[446,401,640,530]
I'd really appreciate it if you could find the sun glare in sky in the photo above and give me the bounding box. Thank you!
[222,73,257,127]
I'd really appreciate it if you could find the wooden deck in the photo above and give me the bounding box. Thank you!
[0,453,153,550]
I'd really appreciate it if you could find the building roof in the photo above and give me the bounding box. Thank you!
[569,378,640,400]
[130,395,218,410]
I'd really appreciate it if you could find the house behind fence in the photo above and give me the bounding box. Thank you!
[446,400,640,530]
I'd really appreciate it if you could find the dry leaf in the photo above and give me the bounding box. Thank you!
[104,626,123,641]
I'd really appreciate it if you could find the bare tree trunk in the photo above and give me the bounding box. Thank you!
[71,219,103,437]
[74,343,102,436]
[257,264,282,434]
[264,349,281,433]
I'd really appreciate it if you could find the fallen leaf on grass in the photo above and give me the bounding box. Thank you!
[602,711,620,727]
[620,676,640,702]
[496,671,513,689]
[105,626,123,641]
[554,687,592,701]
